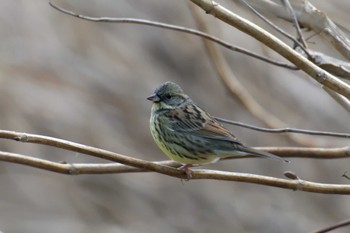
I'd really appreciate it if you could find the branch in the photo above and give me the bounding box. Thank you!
[48,2,296,70]
[1,150,350,194]
[189,0,350,99]
[215,117,350,138]
[252,146,350,159]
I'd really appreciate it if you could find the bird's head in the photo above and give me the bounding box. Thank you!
[147,82,190,110]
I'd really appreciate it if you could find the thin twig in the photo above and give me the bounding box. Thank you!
[215,117,350,138]
[311,218,350,233]
[48,1,297,70]
[1,150,350,194]
[253,146,350,159]
[241,0,309,58]
[342,172,350,181]
[281,0,308,49]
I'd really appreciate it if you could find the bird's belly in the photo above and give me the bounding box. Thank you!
[150,122,219,165]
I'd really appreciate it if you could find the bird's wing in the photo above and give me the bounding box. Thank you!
[164,104,241,143]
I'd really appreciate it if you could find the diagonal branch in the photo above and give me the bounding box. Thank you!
[189,0,350,99]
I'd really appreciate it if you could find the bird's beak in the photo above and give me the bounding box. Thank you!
[147,93,160,103]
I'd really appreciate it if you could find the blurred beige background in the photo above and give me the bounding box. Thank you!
[0,0,349,232]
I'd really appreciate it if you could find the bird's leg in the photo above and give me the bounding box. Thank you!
[179,164,193,180]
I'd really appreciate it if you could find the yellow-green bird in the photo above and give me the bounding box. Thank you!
[147,81,288,178]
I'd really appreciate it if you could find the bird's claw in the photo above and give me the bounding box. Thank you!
[179,164,193,180]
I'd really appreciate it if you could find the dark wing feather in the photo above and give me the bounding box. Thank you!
[164,103,240,141]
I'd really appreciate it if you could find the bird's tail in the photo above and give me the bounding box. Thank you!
[240,146,289,163]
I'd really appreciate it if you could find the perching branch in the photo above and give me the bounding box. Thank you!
[1,130,350,194]
[1,149,350,194]
[48,1,296,70]
[189,0,350,99]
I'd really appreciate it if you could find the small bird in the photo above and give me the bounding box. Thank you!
[147,81,288,179]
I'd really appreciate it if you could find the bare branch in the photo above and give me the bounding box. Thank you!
[1,150,350,194]
[215,117,350,138]
[48,2,296,70]
[190,0,350,99]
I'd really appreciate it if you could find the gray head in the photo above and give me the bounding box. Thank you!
[147,82,190,109]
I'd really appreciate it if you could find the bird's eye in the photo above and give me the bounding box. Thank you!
[165,94,172,99]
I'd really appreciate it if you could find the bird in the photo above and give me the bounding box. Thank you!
[147,81,288,179]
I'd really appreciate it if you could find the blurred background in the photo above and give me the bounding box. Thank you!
[0,0,349,232]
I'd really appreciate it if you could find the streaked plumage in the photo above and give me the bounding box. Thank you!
[148,82,287,178]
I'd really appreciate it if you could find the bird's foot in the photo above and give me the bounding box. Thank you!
[179,164,193,180]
